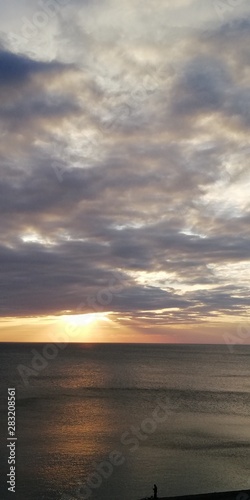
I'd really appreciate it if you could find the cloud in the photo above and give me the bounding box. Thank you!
[0,49,66,86]
[0,1,250,340]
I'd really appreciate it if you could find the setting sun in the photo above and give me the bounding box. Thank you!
[51,312,114,343]
[62,312,110,327]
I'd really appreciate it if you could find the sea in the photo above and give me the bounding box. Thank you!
[1,343,250,500]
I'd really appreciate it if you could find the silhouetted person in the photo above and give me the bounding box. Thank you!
[153,484,158,499]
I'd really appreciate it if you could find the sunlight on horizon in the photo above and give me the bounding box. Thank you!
[61,312,111,327]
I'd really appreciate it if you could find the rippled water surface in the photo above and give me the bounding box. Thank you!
[1,343,250,500]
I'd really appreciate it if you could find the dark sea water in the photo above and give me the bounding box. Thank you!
[1,343,250,500]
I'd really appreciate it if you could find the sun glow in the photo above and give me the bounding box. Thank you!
[62,312,111,327]
[58,312,112,342]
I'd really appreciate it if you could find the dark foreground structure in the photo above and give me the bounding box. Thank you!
[140,489,250,500]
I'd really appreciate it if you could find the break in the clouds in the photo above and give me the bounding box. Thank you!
[0,0,250,341]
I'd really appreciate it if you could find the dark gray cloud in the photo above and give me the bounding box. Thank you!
[171,56,230,116]
[0,50,67,86]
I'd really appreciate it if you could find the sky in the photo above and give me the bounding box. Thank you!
[0,0,250,344]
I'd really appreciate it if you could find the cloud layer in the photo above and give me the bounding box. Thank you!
[0,0,250,340]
